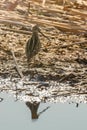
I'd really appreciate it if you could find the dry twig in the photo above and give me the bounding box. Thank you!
[10,49,24,78]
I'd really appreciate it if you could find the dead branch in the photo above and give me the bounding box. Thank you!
[0,13,87,34]
[1,27,31,35]
[10,49,24,78]
[0,18,30,28]
[58,40,87,49]
[64,8,87,18]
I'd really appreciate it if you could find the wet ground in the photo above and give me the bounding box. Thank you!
[0,75,87,104]
[0,0,87,104]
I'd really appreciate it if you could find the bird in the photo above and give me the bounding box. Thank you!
[25,25,41,65]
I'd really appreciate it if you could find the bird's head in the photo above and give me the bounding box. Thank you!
[32,24,50,41]
[32,25,40,32]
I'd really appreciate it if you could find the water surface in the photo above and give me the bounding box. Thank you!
[0,93,87,130]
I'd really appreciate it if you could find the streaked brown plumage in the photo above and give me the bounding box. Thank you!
[25,25,41,64]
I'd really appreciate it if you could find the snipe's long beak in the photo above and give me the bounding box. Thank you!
[38,27,50,41]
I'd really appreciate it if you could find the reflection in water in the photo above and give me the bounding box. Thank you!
[69,102,79,108]
[0,97,3,102]
[76,103,79,108]
[26,101,40,119]
[26,101,50,120]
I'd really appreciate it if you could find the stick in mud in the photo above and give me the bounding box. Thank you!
[10,49,24,78]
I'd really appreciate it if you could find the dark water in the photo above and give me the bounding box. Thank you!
[0,92,87,130]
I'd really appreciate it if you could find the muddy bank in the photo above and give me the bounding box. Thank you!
[0,0,87,103]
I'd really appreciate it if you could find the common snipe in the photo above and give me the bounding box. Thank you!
[25,25,41,64]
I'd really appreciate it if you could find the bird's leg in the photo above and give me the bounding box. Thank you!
[35,55,39,62]
[27,58,33,69]
[27,62,30,68]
